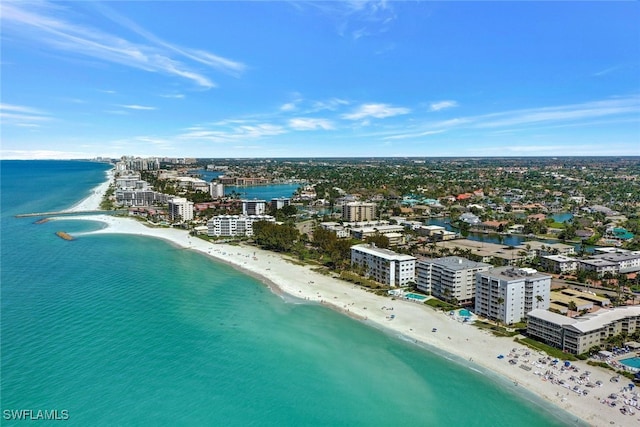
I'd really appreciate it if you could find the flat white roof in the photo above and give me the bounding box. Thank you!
[567,306,640,333]
[351,244,416,261]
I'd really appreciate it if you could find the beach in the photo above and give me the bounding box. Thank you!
[58,176,637,426]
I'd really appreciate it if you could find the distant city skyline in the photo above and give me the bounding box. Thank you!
[1,1,638,159]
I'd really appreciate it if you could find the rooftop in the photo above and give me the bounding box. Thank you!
[417,256,491,271]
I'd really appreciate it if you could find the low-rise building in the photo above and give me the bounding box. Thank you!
[318,222,351,239]
[351,244,416,287]
[207,215,275,237]
[527,307,640,355]
[578,258,619,277]
[350,225,405,246]
[540,255,579,274]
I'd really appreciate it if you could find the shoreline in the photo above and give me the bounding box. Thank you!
[52,175,636,426]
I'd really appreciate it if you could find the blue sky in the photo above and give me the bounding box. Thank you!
[1,1,639,159]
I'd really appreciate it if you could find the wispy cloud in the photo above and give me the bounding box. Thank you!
[289,118,334,131]
[0,103,51,127]
[342,103,410,120]
[383,129,445,140]
[178,123,286,143]
[474,96,639,128]
[302,0,396,40]
[0,1,245,88]
[120,104,157,111]
[159,94,185,99]
[429,100,458,112]
[310,98,350,112]
[593,65,622,77]
[280,102,297,112]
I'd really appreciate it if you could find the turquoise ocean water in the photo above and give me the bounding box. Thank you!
[1,161,581,426]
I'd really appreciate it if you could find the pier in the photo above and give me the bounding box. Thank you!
[15,210,126,218]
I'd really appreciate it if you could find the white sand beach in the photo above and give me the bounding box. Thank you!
[66,168,114,212]
[55,177,637,426]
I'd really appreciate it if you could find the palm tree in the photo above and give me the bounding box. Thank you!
[535,294,544,309]
[496,297,505,324]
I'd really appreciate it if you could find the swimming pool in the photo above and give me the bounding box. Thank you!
[405,293,427,301]
[620,357,640,369]
[459,309,472,317]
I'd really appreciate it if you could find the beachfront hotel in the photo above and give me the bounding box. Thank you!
[415,256,491,305]
[527,306,640,355]
[168,197,194,222]
[475,267,551,325]
[342,202,376,222]
[207,215,275,237]
[350,243,416,287]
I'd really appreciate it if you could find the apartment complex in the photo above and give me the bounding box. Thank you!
[527,307,640,355]
[540,255,579,274]
[475,267,551,325]
[416,257,491,305]
[242,199,268,216]
[342,202,376,222]
[350,244,416,287]
[207,215,275,237]
[168,197,194,222]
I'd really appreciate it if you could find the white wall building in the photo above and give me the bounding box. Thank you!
[242,199,268,216]
[270,197,291,210]
[527,306,640,355]
[540,255,579,274]
[350,244,416,287]
[416,257,491,305]
[168,197,194,222]
[209,182,225,198]
[207,215,275,237]
[475,267,551,325]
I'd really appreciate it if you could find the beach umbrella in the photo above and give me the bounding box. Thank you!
[564,361,571,367]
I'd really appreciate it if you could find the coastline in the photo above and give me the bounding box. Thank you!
[55,176,635,426]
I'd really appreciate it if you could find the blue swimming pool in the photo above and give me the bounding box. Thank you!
[459,309,472,317]
[620,357,640,369]
[405,293,427,301]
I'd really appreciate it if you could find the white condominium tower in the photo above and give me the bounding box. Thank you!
[168,197,194,222]
[416,256,491,305]
[474,267,551,325]
[350,243,416,287]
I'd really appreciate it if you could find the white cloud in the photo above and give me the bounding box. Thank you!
[289,118,334,131]
[475,96,640,128]
[342,103,410,120]
[429,100,458,112]
[0,103,51,126]
[383,129,445,140]
[280,102,297,112]
[178,122,286,143]
[120,104,157,111]
[0,1,246,89]
[159,94,185,99]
